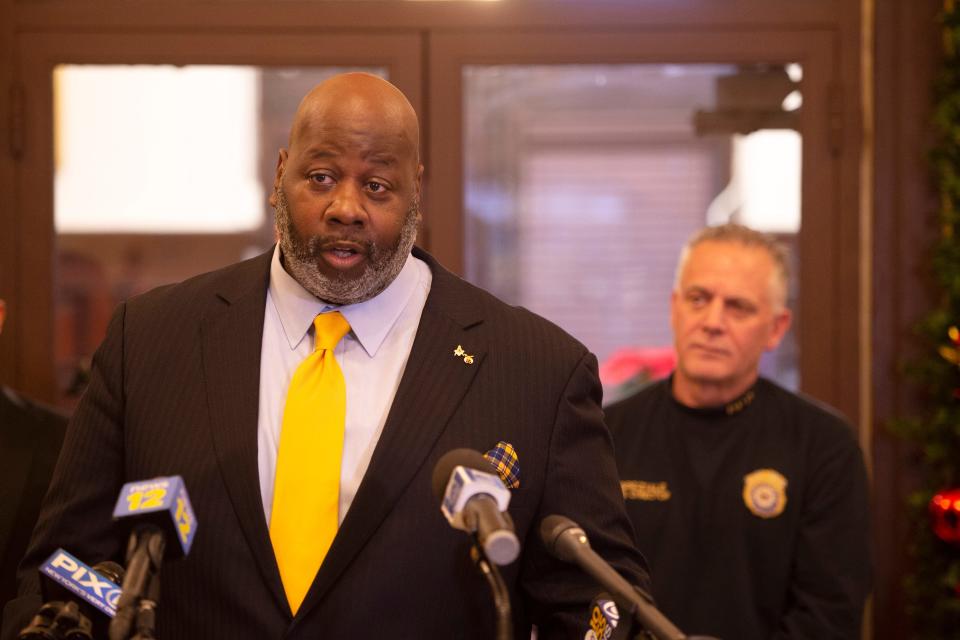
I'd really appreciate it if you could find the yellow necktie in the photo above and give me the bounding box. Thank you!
[270,311,351,615]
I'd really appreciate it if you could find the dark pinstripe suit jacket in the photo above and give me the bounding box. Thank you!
[3,247,648,640]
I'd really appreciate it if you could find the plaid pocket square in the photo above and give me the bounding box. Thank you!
[484,441,520,489]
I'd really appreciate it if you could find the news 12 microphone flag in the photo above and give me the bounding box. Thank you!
[111,475,197,555]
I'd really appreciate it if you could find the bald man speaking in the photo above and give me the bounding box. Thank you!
[3,74,649,639]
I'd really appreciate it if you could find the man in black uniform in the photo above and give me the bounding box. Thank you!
[605,224,870,640]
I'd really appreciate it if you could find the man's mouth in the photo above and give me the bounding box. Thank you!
[690,344,729,357]
[318,241,368,271]
[331,247,358,258]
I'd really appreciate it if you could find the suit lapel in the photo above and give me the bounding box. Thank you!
[200,251,288,613]
[296,253,486,618]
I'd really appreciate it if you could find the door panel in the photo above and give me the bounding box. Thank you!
[427,29,847,416]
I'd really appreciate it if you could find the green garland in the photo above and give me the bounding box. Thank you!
[889,0,960,635]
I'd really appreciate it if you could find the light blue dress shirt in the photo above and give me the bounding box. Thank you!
[257,245,432,525]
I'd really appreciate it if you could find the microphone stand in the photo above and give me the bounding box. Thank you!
[131,570,160,640]
[470,539,513,640]
[111,528,165,640]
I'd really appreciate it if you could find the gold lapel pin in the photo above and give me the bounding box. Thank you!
[453,344,475,365]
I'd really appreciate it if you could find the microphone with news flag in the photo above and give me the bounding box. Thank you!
[108,475,197,640]
[540,514,719,640]
[432,448,520,640]
[431,448,520,566]
[18,550,124,640]
[584,592,636,640]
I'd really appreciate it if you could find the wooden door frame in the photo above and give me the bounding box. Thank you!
[428,28,857,424]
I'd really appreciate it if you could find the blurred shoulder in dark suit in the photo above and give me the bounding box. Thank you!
[0,299,68,624]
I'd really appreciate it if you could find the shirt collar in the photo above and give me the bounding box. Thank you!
[268,244,422,357]
[666,373,758,418]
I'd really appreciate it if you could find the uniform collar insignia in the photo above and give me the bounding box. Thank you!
[724,388,756,415]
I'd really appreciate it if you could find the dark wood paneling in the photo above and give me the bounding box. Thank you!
[872,1,942,638]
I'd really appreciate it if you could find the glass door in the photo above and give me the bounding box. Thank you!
[428,29,847,415]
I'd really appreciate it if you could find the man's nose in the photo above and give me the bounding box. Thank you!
[701,299,725,333]
[325,182,367,226]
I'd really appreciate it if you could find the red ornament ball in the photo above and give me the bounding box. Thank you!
[930,489,960,544]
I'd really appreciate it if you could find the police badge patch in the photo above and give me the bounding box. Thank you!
[742,468,788,518]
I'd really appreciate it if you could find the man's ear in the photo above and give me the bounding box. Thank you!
[765,308,793,351]
[269,149,289,207]
[415,163,424,200]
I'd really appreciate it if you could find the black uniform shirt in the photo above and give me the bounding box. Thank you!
[605,377,870,640]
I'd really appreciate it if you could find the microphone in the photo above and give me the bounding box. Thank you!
[19,550,125,640]
[109,475,197,640]
[18,601,90,640]
[540,515,687,640]
[585,593,635,640]
[431,449,520,565]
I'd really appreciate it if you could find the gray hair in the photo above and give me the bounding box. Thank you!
[674,223,790,309]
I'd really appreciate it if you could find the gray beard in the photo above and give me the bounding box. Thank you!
[274,187,421,305]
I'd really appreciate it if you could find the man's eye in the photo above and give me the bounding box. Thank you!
[367,182,386,193]
[309,174,332,184]
[727,301,755,316]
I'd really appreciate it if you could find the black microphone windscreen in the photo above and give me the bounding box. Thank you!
[431,448,495,499]
[91,561,124,585]
[539,514,581,558]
